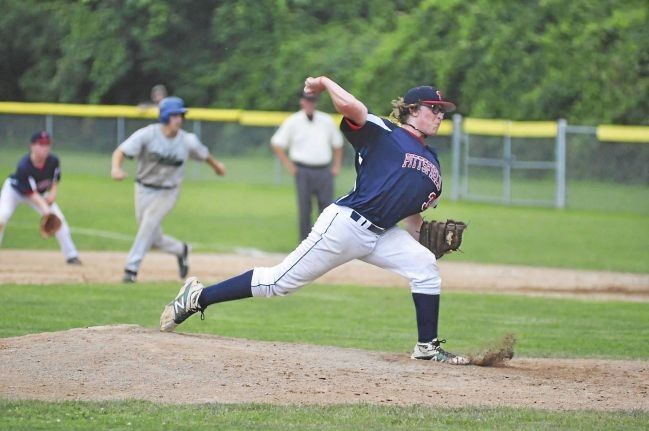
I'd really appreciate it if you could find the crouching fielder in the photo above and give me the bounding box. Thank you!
[0,131,80,264]
[160,77,468,364]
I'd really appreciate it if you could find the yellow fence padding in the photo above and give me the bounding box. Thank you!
[597,125,649,143]
[464,118,557,138]
[239,111,292,126]
[0,102,646,142]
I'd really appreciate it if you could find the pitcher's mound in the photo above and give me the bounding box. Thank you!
[0,325,647,411]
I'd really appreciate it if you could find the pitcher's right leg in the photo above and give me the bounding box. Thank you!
[250,204,372,298]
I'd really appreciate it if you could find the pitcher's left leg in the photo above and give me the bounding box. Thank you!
[361,227,469,364]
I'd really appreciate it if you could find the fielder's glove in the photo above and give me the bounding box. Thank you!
[419,219,467,259]
[40,213,62,238]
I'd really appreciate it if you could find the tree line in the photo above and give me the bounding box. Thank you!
[1,0,647,125]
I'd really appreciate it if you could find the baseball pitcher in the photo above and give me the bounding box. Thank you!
[160,79,468,363]
[111,97,226,283]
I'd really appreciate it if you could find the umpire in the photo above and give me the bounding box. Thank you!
[271,91,344,241]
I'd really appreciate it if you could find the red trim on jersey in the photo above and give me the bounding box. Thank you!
[401,127,426,146]
[344,117,363,131]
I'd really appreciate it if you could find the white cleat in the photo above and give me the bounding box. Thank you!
[160,277,205,332]
[411,338,470,365]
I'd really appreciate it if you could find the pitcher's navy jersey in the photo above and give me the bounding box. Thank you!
[9,154,61,196]
[336,114,442,228]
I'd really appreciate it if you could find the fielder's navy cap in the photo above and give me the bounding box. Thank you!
[30,131,52,145]
[404,86,456,112]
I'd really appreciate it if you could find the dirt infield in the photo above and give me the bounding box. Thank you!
[0,325,647,411]
[1,249,648,301]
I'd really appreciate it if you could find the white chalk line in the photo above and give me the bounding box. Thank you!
[6,222,275,256]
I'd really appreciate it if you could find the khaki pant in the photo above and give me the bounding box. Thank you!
[125,183,184,273]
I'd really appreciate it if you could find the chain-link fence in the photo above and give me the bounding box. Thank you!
[453,117,649,215]
[1,105,647,214]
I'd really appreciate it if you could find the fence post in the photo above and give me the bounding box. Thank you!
[555,118,567,209]
[45,114,54,136]
[503,122,512,204]
[450,114,462,201]
[116,117,125,146]
[193,120,202,139]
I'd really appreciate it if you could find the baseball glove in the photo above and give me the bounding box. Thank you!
[40,213,62,238]
[419,219,467,259]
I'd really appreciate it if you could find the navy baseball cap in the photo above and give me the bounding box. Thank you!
[30,131,52,145]
[404,86,456,112]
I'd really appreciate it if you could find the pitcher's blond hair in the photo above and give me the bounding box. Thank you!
[390,97,420,124]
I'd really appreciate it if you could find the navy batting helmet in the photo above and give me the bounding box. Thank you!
[159,97,188,124]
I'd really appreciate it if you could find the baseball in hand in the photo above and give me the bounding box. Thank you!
[304,76,326,95]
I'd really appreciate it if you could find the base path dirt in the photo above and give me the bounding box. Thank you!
[0,325,647,411]
[1,250,648,301]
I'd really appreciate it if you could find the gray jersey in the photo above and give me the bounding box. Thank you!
[118,124,209,188]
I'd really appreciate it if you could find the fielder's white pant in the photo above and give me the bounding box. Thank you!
[0,178,79,259]
[125,183,184,273]
[252,204,440,297]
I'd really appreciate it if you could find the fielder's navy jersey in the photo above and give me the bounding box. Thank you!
[336,114,442,228]
[9,154,61,196]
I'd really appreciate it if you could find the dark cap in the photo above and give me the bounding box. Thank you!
[30,131,52,145]
[300,90,319,102]
[403,85,456,112]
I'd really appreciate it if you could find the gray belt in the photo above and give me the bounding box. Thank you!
[136,179,176,190]
[294,162,330,169]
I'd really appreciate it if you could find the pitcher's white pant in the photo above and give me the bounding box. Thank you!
[125,183,184,273]
[252,204,440,297]
[0,178,79,259]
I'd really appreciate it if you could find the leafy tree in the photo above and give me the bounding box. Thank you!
[0,0,646,124]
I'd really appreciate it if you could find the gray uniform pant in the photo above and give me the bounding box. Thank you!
[125,183,184,273]
[295,164,333,241]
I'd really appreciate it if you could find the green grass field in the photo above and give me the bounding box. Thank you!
[2,400,647,431]
[1,282,648,429]
[0,157,647,272]
[1,283,648,358]
[1,149,648,429]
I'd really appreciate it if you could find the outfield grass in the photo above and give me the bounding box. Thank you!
[0,172,647,272]
[1,282,647,359]
[1,400,647,431]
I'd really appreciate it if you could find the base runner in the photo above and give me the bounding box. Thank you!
[111,97,226,283]
[160,77,468,364]
[0,131,81,264]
